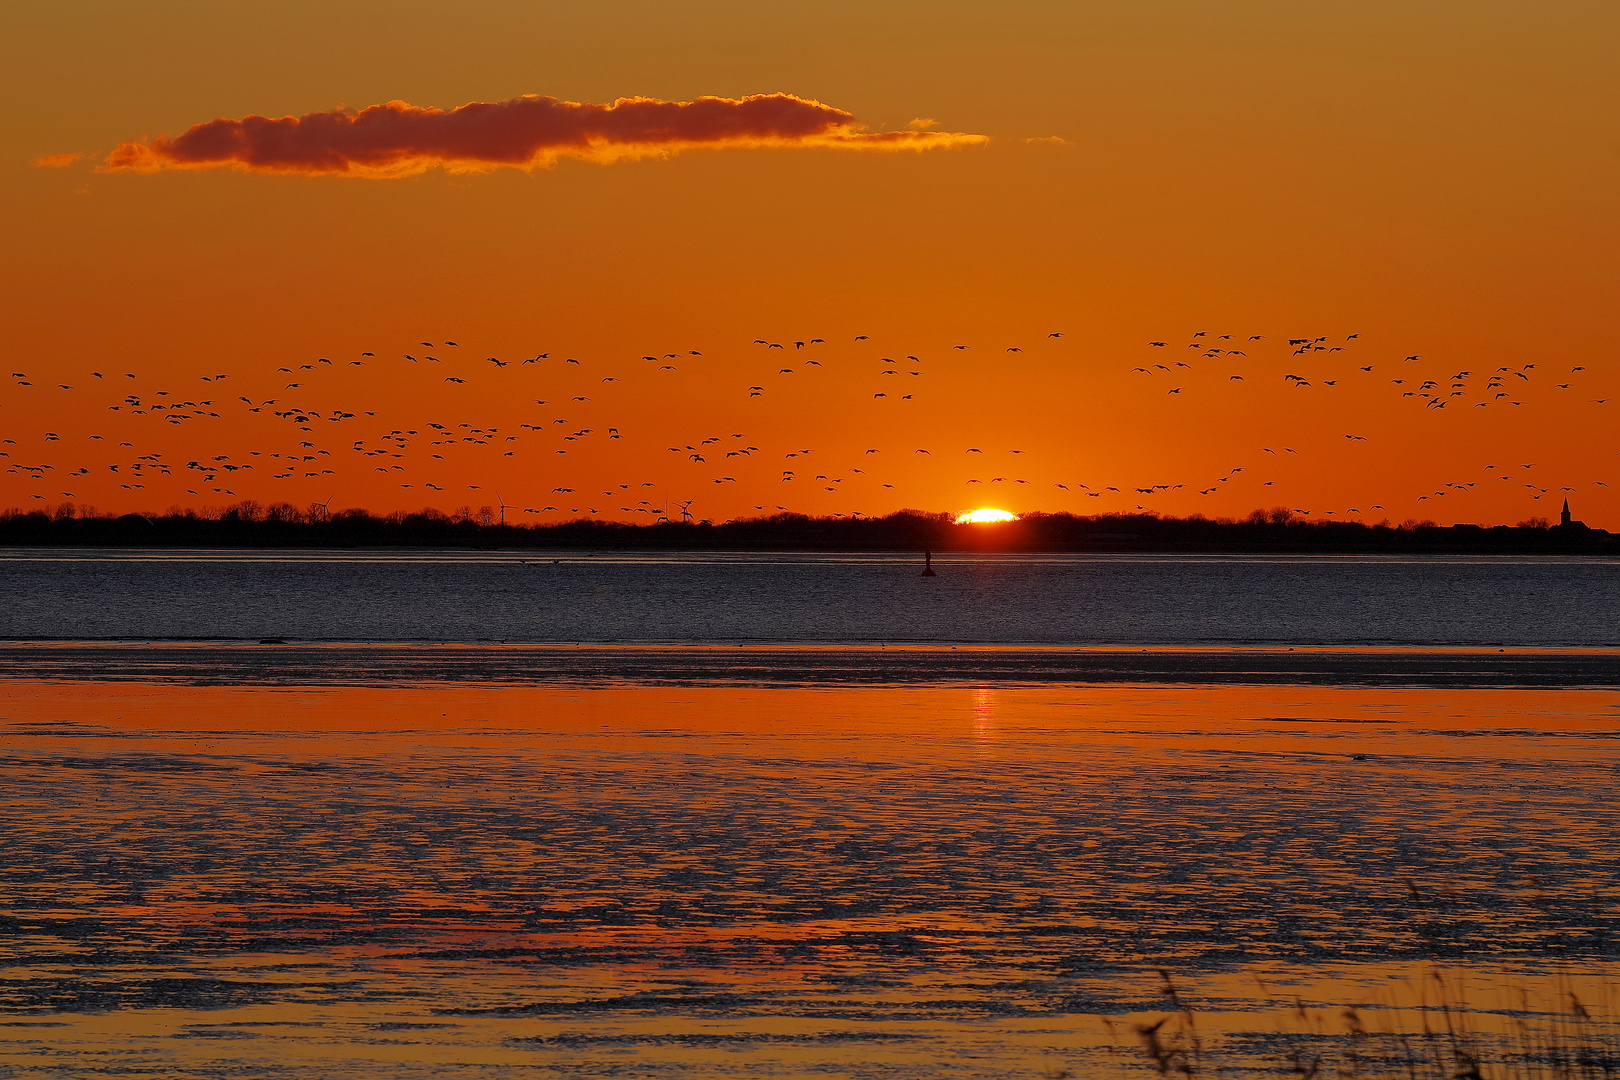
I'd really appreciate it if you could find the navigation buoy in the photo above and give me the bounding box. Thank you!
[922,550,936,577]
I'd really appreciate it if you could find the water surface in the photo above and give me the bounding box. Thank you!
[4,550,1619,645]
[2,680,1618,1077]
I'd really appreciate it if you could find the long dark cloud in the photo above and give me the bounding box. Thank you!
[100,93,985,176]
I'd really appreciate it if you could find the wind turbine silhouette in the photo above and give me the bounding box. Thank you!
[678,499,695,523]
[495,492,512,525]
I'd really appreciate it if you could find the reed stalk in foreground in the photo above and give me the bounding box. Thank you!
[1087,968,1620,1079]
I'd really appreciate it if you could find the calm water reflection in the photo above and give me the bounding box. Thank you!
[3,550,1620,644]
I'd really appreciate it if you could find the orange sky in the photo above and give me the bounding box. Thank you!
[2,1,1616,526]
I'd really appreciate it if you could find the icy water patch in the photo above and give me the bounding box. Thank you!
[2,681,1619,1076]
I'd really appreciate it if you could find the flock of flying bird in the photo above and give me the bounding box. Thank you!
[1,326,1611,523]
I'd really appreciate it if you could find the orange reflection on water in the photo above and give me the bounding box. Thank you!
[2,679,1619,1077]
[8,676,1619,752]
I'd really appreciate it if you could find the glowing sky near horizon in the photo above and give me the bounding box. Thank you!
[2,1,1616,526]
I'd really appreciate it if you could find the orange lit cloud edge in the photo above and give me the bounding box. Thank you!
[93,93,987,177]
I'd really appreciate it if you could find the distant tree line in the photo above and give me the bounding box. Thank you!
[0,501,1610,552]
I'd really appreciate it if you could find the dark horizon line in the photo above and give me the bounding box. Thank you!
[0,503,1611,553]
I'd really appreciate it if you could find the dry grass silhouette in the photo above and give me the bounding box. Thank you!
[1093,968,1619,1079]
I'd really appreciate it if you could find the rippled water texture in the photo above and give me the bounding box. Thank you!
[4,550,1620,644]
[3,681,1619,1077]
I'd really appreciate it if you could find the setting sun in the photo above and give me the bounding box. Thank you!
[956,508,1018,524]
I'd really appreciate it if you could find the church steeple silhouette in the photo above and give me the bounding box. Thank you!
[1561,498,1572,527]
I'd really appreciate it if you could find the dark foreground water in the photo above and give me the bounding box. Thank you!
[3,550,1620,645]
[2,678,1619,1077]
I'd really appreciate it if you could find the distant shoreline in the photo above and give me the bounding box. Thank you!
[4,642,1619,687]
[0,507,1613,553]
